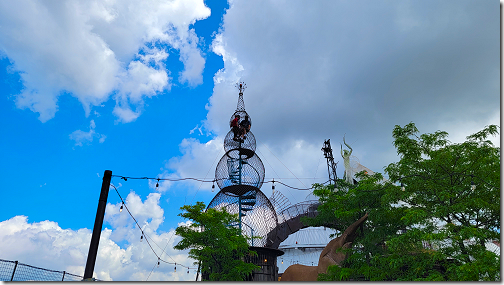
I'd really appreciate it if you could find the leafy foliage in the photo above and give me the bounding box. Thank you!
[308,123,500,281]
[174,202,259,281]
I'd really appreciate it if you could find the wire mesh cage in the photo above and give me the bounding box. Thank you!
[229,111,252,130]
[215,149,265,191]
[224,129,256,153]
[269,190,292,216]
[207,189,278,247]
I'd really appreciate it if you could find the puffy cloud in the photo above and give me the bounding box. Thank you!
[69,119,106,146]
[177,29,206,87]
[0,0,210,122]
[150,137,224,192]
[0,192,197,281]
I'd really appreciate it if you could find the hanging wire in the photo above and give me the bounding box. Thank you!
[313,151,324,185]
[112,174,328,191]
[254,147,298,202]
[145,147,224,281]
[109,184,198,276]
[257,140,308,189]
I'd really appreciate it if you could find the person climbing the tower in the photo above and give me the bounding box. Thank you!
[230,114,240,141]
[239,115,251,140]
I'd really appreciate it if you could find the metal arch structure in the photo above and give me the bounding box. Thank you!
[265,200,326,249]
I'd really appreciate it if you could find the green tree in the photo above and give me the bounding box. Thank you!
[174,202,259,281]
[309,123,500,281]
[307,172,408,281]
[384,122,500,281]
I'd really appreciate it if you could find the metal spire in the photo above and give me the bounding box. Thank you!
[235,82,247,111]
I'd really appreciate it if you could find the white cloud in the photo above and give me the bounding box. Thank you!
[112,106,141,124]
[0,192,197,281]
[189,124,204,135]
[177,29,206,86]
[69,119,106,146]
[0,0,211,123]
[160,137,224,191]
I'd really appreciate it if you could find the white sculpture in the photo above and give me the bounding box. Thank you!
[341,135,353,184]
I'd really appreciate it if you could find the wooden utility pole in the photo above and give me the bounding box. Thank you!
[83,170,112,280]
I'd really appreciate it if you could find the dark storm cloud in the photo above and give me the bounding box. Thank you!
[207,0,499,176]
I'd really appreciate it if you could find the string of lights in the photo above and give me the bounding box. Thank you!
[112,174,327,181]
[146,148,224,281]
[109,178,333,278]
[111,174,330,191]
[110,184,198,273]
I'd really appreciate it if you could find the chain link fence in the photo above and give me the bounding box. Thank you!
[0,258,93,281]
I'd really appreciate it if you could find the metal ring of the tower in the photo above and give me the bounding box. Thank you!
[215,149,265,191]
[207,189,278,247]
[224,129,256,153]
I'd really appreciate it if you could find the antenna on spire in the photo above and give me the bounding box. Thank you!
[235,82,247,111]
[236,82,247,94]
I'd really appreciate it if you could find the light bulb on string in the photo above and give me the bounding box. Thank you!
[174,263,176,272]
[156,178,160,188]
[140,235,143,242]
[119,203,123,213]
[157,258,160,268]
[212,180,215,192]
[281,260,283,264]
[400,182,405,191]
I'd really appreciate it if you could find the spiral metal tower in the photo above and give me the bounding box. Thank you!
[208,82,277,246]
[205,83,284,281]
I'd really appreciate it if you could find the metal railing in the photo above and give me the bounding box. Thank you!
[0,258,94,281]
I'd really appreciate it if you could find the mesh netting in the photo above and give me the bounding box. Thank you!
[208,189,278,247]
[224,129,256,153]
[269,190,292,215]
[12,264,63,281]
[0,259,91,281]
[236,82,246,111]
[0,259,15,281]
[215,150,265,190]
[64,272,87,281]
[229,111,252,129]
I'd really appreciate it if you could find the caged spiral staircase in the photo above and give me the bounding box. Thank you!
[206,83,283,281]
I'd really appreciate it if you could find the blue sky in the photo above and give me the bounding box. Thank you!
[0,0,500,281]
[0,0,227,232]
